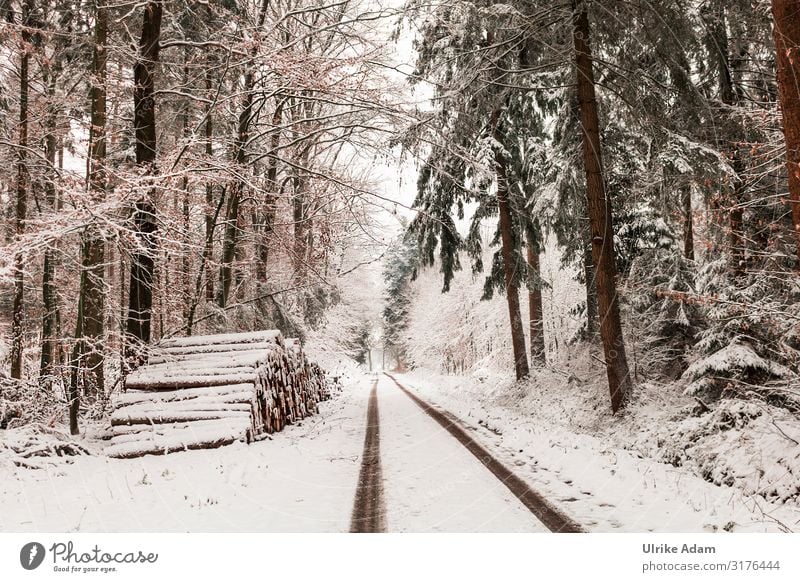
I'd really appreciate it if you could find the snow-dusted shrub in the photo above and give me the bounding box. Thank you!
[626,249,704,379]
[683,258,800,402]
[655,400,800,505]
[0,375,65,429]
[1,424,90,469]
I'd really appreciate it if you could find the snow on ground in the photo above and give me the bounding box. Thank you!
[0,370,548,533]
[0,375,370,532]
[4,332,796,533]
[378,375,548,532]
[396,363,800,533]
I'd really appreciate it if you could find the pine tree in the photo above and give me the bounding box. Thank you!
[382,234,418,371]
[772,0,800,265]
[406,0,551,380]
[572,0,632,412]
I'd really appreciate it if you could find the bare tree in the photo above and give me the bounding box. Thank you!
[126,0,163,355]
[10,0,33,380]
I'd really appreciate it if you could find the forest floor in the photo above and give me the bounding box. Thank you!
[1,359,798,532]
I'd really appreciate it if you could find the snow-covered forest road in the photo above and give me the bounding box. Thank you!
[2,370,797,533]
[375,374,579,532]
[1,373,573,533]
[3,369,798,533]
[351,374,570,532]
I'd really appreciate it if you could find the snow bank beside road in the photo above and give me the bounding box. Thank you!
[397,366,800,533]
[0,376,370,532]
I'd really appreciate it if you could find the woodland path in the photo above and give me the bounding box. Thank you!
[348,373,582,533]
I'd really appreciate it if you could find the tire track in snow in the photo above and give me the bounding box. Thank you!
[384,373,584,533]
[349,378,386,532]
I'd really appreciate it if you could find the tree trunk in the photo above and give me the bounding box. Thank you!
[583,237,598,336]
[188,192,225,335]
[204,54,215,302]
[68,307,83,436]
[572,0,631,412]
[218,1,268,307]
[181,53,192,327]
[78,0,109,397]
[126,1,163,357]
[217,78,252,307]
[256,98,285,280]
[712,2,746,275]
[772,0,800,265]
[525,222,545,364]
[293,146,311,285]
[218,185,241,307]
[682,185,694,260]
[492,109,529,381]
[78,238,106,397]
[40,70,60,386]
[729,158,745,276]
[10,0,32,380]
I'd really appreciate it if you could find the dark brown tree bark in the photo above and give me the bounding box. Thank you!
[217,117,249,308]
[218,1,269,307]
[772,0,800,264]
[204,56,215,302]
[583,232,598,336]
[525,222,545,364]
[682,186,695,261]
[80,0,108,396]
[492,109,529,380]
[40,67,60,385]
[180,53,192,327]
[126,1,163,355]
[10,0,33,380]
[710,2,746,275]
[218,181,241,308]
[292,143,312,285]
[572,0,631,412]
[255,98,286,281]
[69,0,110,433]
[68,293,84,435]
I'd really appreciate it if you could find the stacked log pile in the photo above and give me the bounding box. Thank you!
[252,338,329,434]
[106,331,329,459]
